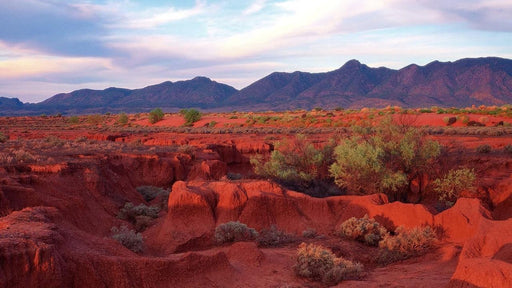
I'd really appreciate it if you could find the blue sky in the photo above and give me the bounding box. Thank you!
[1,0,511,103]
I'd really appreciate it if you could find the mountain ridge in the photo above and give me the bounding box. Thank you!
[1,57,512,115]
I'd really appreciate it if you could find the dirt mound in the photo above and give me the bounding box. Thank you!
[434,198,492,242]
[150,180,467,255]
[448,218,512,288]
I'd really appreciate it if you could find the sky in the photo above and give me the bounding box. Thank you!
[1,0,511,103]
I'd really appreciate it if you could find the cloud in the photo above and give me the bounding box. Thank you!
[0,0,114,56]
[243,0,267,15]
[117,1,207,29]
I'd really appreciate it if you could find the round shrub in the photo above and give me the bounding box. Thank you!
[378,226,437,263]
[215,221,258,244]
[111,225,144,253]
[476,144,492,153]
[294,242,364,285]
[336,214,388,246]
[256,225,295,247]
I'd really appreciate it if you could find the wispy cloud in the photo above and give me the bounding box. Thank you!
[118,1,207,29]
[243,0,267,15]
[0,0,511,102]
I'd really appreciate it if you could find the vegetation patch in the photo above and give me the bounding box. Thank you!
[149,108,164,124]
[215,221,258,244]
[378,226,437,264]
[432,168,476,206]
[111,225,144,253]
[256,225,296,247]
[294,242,364,285]
[336,214,388,246]
[117,202,160,231]
[180,108,202,126]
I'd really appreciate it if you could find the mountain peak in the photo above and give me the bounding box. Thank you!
[341,59,362,69]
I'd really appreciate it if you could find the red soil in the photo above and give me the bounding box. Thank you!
[1,110,512,287]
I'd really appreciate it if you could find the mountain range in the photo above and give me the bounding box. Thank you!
[1,57,512,115]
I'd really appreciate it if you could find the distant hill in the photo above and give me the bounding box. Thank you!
[1,57,512,115]
[225,57,512,110]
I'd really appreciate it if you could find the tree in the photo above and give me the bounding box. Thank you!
[148,108,164,124]
[251,134,338,196]
[330,117,440,201]
[179,109,201,126]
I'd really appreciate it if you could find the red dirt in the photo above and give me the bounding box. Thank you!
[1,110,512,287]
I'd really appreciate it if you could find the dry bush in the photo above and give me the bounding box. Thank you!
[111,225,143,253]
[432,168,476,205]
[0,132,7,143]
[302,228,318,238]
[476,144,492,153]
[294,242,364,285]
[256,225,296,247]
[336,215,388,246]
[504,144,512,154]
[378,226,437,264]
[117,202,160,231]
[136,186,169,202]
[215,221,258,244]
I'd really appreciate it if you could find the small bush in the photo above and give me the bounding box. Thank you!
[136,186,169,202]
[68,116,80,124]
[87,114,103,125]
[476,144,491,153]
[0,132,7,143]
[504,144,512,154]
[378,226,437,263]
[256,225,295,247]
[180,108,201,126]
[149,108,164,124]
[117,202,160,231]
[302,228,317,238]
[294,243,364,285]
[117,113,129,125]
[432,168,476,204]
[215,221,258,244]
[442,117,456,126]
[336,215,388,246]
[111,225,143,253]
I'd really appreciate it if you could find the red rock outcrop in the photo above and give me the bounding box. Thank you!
[448,218,512,288]
[150,180,441,254]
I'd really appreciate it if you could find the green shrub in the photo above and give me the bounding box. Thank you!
[136,186,169,202]
[0,132,7,143]
[180,108,201,126]
[111,225,143,253]
[117,202,160,231]
[251,134,337,196]
[330,118,440,200]
[87,114,103,125]
[432,168,476,205]
[68,116,80,124]
[302,228,317,238]
[117,113,128,125]
[476,144,491,153]
[294,242,364,285]
[149,108,164,124]
[378,226,437,263]
[256,225,295,247]
[214,221,258,244]
[336,214,388,246]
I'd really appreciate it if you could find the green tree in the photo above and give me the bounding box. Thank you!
[117,112,128,125]
[432,168,476,206]
[148,108,164,124]
[251,134,337,196]
[180,108,201,126]
[330,117,441,201]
